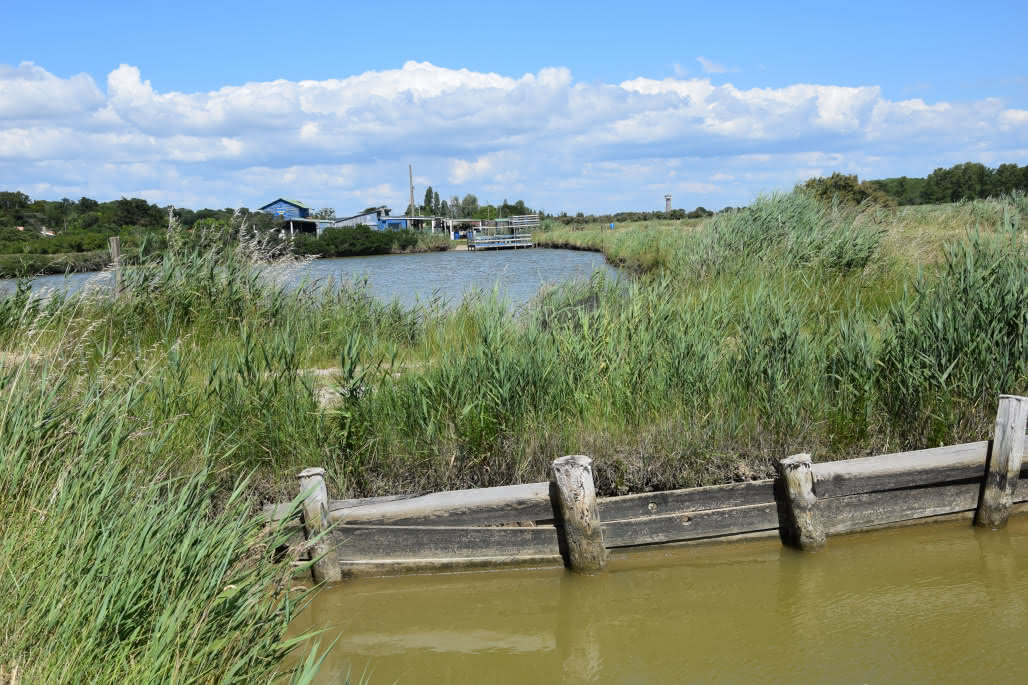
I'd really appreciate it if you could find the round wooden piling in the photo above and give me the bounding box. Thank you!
[776,453,826,552]
[975,395,1028,529]
[297,467,342,584]
[551,455,606,573]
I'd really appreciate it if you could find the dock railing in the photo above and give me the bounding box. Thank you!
[467,233,534,250]
[268,394,1028,582]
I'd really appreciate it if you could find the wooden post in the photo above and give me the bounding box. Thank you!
[297,467,342,583]
[107,235,121,294]
[975,395,1028,529]
[776,453,826,552]
[551,455,606,573]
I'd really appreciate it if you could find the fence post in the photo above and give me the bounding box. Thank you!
[297,467,342,583]
[107,236,122,294]
[551,455,606,573]
[975,395,1028,529]
[776,453,826,552]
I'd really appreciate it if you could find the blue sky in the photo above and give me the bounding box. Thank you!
[2,0,1027,213]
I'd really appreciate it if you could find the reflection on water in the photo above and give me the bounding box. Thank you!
[291,516,1028,683]
[0,249,617,308]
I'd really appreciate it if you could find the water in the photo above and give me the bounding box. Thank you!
[291,516,1028,683]
[0,249,617,308]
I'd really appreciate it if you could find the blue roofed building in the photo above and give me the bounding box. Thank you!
[259,198,311,220]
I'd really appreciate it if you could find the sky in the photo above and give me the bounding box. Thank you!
[2,0,1027,214]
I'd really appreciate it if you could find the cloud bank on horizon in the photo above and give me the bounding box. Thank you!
[1,60,1026,214]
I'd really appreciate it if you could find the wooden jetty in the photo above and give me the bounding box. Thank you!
[268,394,1028,582]
[467,233,534,251]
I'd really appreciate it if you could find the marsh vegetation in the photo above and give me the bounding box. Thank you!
[2,190,1027,680]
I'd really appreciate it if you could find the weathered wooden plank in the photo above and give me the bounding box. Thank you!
[263,502,299,522]
[263,493,422,522]
[819,482,982,534]
[330,523,562,561]
[812,441,990,498]
[814,439,1028,498]
[327,482,554,527]
[330,493,422,511]
[597,479,774,522]
[337,555,564,577]
[601,502,779,548]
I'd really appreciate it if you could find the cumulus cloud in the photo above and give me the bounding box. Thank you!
[0,62,104,120]
[450,155,495,184]
[1,60,1026,212]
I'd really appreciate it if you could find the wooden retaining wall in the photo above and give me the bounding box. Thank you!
[267,395,1028,581]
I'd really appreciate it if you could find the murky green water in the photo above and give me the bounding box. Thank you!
[292,516,1028,683]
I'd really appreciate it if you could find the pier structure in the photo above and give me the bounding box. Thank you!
[467,233,534,250]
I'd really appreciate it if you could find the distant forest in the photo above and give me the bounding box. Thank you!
[0,192,278,257]
[802,161,1028,207]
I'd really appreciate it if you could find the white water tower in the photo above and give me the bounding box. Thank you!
[665,194,672,212]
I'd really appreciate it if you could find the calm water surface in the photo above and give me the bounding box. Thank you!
[292,516,1028,683]
[0,249,616,308]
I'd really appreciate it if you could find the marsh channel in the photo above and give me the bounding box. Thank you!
[0,248,618,308]
[291,516,1028,683]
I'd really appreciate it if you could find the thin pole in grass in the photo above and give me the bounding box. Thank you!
[976,394,1028,529]
[108,236,122,296]
[297,467,342,583]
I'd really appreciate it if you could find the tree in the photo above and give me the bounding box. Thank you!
[460,194,479,218]
[800,173,895,206]
[433,191,440,215]
[110,197,163,227]
[423,186,434,215]
[0,191,30,210]
[994,164,1023,195]
[313,208,335,219]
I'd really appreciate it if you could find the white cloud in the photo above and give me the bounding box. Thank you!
[1,61,1026,213]
[0,62,104,120]
[450,156,493,184]
[696,56,740,74]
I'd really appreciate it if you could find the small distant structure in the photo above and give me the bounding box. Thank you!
[665,194,672,213]
[259,198,311,220]
[332,207,401,231]
[330,208,449,233]
[40,227,56,237]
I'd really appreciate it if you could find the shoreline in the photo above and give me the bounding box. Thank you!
[0,249,113,279]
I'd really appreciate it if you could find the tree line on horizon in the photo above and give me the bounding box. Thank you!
[802,161,1028,207]
[3,160,1027,257]
[0,192,282,257]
